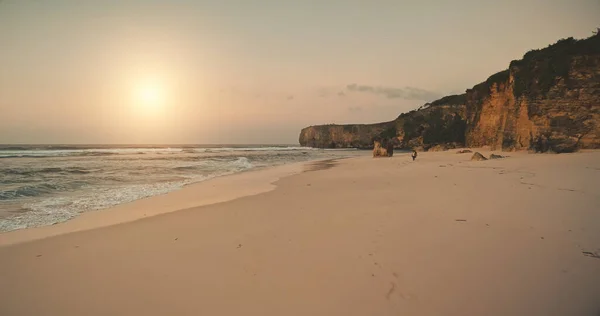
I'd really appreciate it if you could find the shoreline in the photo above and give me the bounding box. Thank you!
[0,157,350,246]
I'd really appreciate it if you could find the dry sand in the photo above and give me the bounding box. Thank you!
[1,150,599,316]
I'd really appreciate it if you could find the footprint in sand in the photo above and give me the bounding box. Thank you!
[582,251,600,259]
[387,272,417,301]
[385,282,396,300]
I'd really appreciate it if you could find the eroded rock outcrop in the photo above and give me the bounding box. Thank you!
[373,141,393,157]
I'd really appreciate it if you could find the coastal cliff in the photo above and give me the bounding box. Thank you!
[299,32,600,152]
[298,95,467,150]
[298,121,395,149]
[465,35,600,152]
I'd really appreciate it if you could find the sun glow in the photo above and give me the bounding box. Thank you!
[134,79,166,110]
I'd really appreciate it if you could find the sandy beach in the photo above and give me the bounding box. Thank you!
[1,150,599,315]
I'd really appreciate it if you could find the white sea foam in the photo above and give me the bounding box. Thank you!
[0,146,363,232]
[194,146,315,153]
[0,146,314,158]
[0,181,189,231]
[0,156,256,232]
[0,147,184,158]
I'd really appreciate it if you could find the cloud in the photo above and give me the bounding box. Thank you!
[346,84,441,101]
[286,95,294,101]
[317,88,330,98]
[347,106,362,112]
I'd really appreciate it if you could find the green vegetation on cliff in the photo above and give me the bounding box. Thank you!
[397,104,467,150]
[511,34,600,98]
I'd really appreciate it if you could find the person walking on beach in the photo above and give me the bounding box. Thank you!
[411,150,417,161]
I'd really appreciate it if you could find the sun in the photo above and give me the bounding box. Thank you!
[140,86,160,104]
[135,80,165,109]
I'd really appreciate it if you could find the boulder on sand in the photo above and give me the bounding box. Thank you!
[373,141,392,157]
[471,152,488,161]
[457,149,473,154]
[489,154,505,159]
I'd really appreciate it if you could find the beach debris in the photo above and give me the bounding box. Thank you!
[174,238,178,241]
[237,244,242,249]
[455,219,467,222]
[582,251,600,259]
[540,237,544,240]
[36,254,42,257]
[471,152,488,161]
[489,154,505,159]
[457,149,473,154]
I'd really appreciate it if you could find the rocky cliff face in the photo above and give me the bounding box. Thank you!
[299,121,395,149]
[299,33,600,152]
[466,35,600,152]
[299,96,468,150]
[396,95,466,151]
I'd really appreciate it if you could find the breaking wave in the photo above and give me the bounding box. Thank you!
[0,146,360,232]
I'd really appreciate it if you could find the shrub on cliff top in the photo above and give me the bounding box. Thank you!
[471,70,511,94]
[425,94,467,107]
[486,70,510,88]
[511,31,600,97]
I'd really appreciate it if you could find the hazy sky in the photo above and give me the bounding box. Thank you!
[1,0,598,144]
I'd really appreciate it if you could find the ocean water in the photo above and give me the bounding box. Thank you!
[0,145,364,232]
